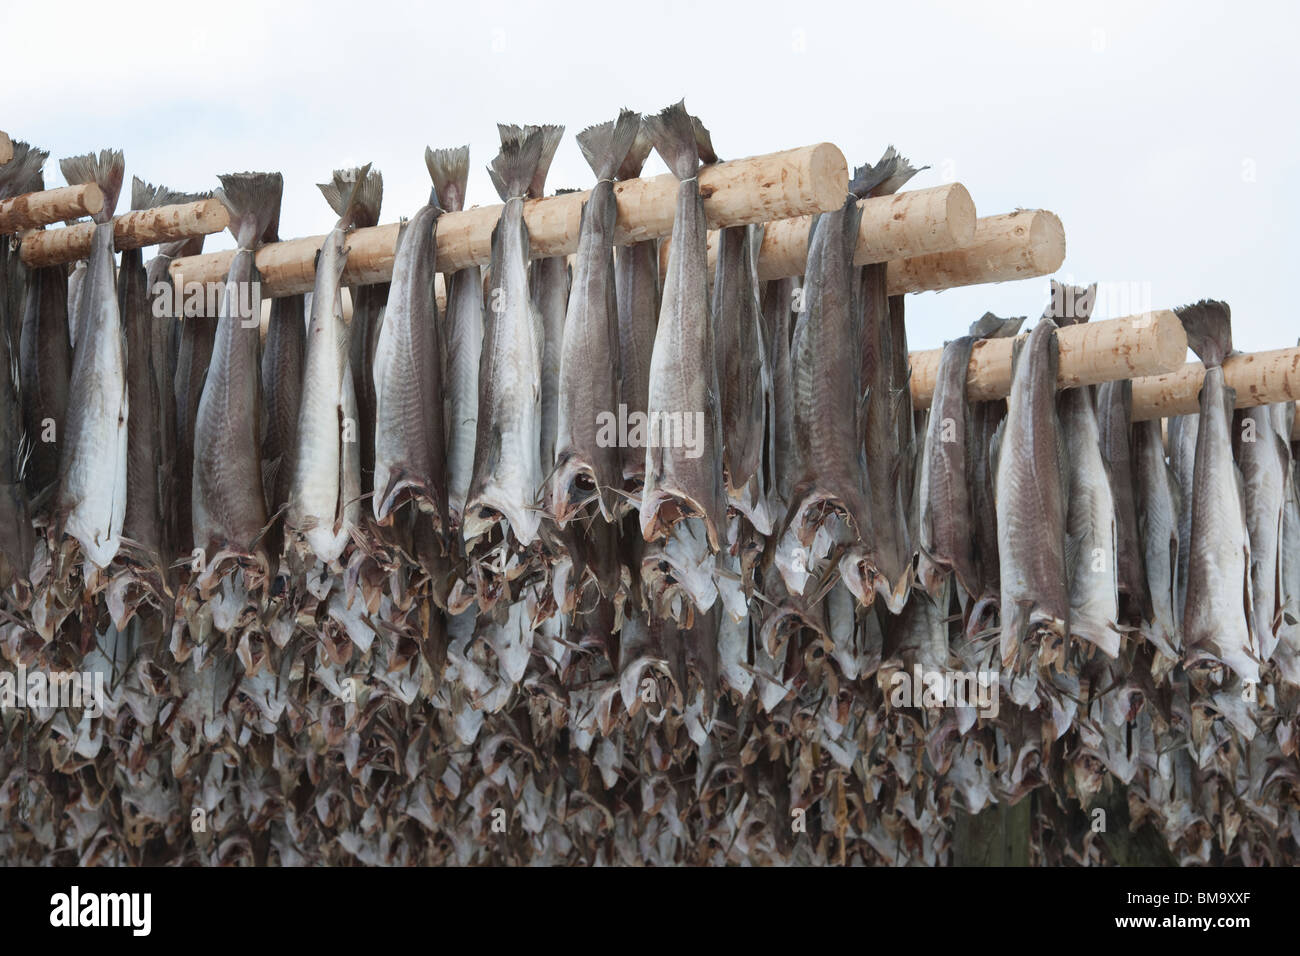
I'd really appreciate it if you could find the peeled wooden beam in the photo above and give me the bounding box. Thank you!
[1131,348,1300,424]
[171,143,848,298]
[910,310,1187,408]
[886,209,1064,295]
[0,131,12,167]
[0,183,103,234]
[20,197,230,265]
[661,183,977,279]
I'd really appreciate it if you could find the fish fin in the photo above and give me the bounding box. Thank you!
[0,140,49,196]
[576,109,641,181]
[849,146,926,199]
[644,100,705,182]
[617,119,656,181]
[318,165,381,229]
[424,145,470,212]
[969,311,1026,339]
[59,148,125,221]
[692,116,718,165]
[216,171,285,248]
[487,127,547,202]
[1176,299,1232,367]
[1043,279,1098,326]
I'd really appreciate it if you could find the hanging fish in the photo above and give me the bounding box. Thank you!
[465,125,562,548]
[260,292,305,537]
[1235,402,1289,662]
[1169,412,1199,619]
[1097,376,1147,613]
[997,317,1069,700]
[372,161,447,530]
[1133,417,1181,660]
[1053,282,1119,657]
[854,148,924,612]
[19,260,70,504]
[427,146,483,531]
[916,334,979,598]
[192,171,283,576]
[1179,300,1258,684]
[614,122,658,492]
[640,101,725,551]
[287,166,371,563]
[54,149,128,569]
[553,108,639,524]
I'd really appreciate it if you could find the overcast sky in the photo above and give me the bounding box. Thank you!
[4,0,1294,354]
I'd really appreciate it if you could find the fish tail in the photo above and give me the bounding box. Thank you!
[969,311,1026,339]
[130,177,197,212]
[645,100,708,181]
[425,145,470,212]
[0,141,49,196]
[849,146,926,199]
[59,148,125,221]
[1176,299,1233,367]
[616,119,655,181]
[497,123,565,199]
[318,165,381,228]
[216,171,285,248]
[576,108,641,181]
[1042,279,1098,326]
[487,127,548,202]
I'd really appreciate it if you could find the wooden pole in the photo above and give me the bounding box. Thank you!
[909,310,1187,408]
[170,143,849,298]
[1130,347,1300,424]
[19,197,229,265]
[886,209,1064,295]
[0,183,104,234]
[661,183,977,280]
[0,131,12,167]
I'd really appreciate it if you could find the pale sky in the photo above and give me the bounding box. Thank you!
[3,0,1294,354]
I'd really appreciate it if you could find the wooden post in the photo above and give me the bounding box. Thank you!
[887,209,1064,295]
[1131,347,1300,423]
[170,143,849,298]
[19,197,229,265]
[952,798,1032,865]
[0,183,104,234]
[0,131,12,167]
[909,310,1187,408]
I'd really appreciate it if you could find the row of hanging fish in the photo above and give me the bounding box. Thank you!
[2,103,1299,864]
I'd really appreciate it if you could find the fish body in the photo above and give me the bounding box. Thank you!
[641,102,725,552]
[1235,403,1289,661]
[192,173,282,564]
[1179,301,1257,684]
[465,126,562,548]
[917,335,978,597]
[372,181,447,528]
[996,318,1069,682]
[261,294,305,519]
[19,265,70,500]
[56,150,128,568]
[1169,412,1199,618]
[534,254,569,480]
[1133,417,1181,658]
[553,109,639,523]
[1097,379,1146,609]
[288,169,369,563]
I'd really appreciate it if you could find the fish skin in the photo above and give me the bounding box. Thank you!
[288,167,370,563]
[533,254,569,486]
[614,122,658,489]
[1058,381,1120,657]
[260,294,305,521]
[714,221,771,533]
[1097,378,1147,609]
[1054,285,1119,657]
[465,126,558,548]
[1133,417,1181,659]
[789,195,870,550]
[55,150,128,569]
[173,312,217,554]
[372,173,448,530]
[1169,412,1199,619]
[19,265,70,500]
[996,318,1069,685]
[192,172,282,564]
[1235,403,1289,661]
[1178,300,1258,684]
[553,109,639,524]
[917,335,979,598]
[321,167,384,498]
[641,101,726,552]
[427,146,483,530]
